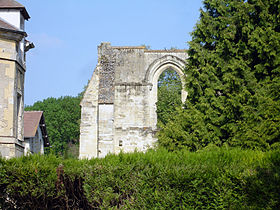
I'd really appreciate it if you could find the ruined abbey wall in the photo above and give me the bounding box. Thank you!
[80,43,188,159]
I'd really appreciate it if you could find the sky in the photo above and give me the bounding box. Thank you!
[18,0,203,106]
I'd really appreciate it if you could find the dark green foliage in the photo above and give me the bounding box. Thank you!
[159,0,280,150]
[157,69,182,126]
[25,96,81,156]
[1,148,279,209]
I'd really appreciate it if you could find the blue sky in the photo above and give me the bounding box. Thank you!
[19,0,203,105]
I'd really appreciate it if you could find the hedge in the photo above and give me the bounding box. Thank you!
[0,147,279,209]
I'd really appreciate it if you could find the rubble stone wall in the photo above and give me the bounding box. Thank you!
[80,43,188,158]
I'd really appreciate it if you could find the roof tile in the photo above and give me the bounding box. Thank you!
[0,0,30,19]
[0,0,24,8]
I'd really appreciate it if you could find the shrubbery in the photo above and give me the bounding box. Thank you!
[1,148,279,209]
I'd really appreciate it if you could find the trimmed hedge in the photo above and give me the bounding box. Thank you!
[0,147,279,209]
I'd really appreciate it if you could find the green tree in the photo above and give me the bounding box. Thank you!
[25,96,81,155]
[157,69,182,126]
[159,0,280,151]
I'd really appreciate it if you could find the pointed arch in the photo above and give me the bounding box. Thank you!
[144,55,187,103]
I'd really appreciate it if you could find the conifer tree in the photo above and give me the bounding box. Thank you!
[159,0,280,150]
[157,69,182,126]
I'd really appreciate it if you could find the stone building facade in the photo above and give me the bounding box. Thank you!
[80,42,188,159]
[0,0,33,158]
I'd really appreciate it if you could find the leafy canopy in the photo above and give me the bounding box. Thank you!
[25,96,81,155]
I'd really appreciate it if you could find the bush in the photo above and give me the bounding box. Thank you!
[0,148,279,209]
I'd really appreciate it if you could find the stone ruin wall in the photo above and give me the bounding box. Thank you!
[80,42,188,159]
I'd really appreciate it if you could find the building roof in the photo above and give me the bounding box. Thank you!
[0,17,26,36]
[24,111,43,137]
[24,111,50,146]
[0,0,30,20]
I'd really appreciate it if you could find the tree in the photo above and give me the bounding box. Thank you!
[157,69,182,126]
[159,0,280,151]
[25,96,81,156]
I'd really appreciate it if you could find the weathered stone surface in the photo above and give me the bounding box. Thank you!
[79,68,99,159]
[98,43,116,104]
[0,2,34,159]
[0,36,25,158]
[79,42,188,158]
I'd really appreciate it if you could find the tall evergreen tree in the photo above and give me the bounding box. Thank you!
[157,69,182,126]
[159,0,280,150]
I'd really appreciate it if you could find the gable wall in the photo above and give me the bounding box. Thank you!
[80,43,188,158]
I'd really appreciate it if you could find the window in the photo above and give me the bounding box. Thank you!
[16,93,23,141]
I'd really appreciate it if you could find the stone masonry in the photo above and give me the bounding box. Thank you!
[0,1,33,158]
[0,35,25,158]
[80,42,188,159]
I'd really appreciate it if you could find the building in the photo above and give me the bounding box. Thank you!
[80,43,188,159]
[0,0,34,158]
[24,111,49,155]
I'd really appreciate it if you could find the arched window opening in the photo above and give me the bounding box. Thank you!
[156,68,182,127]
